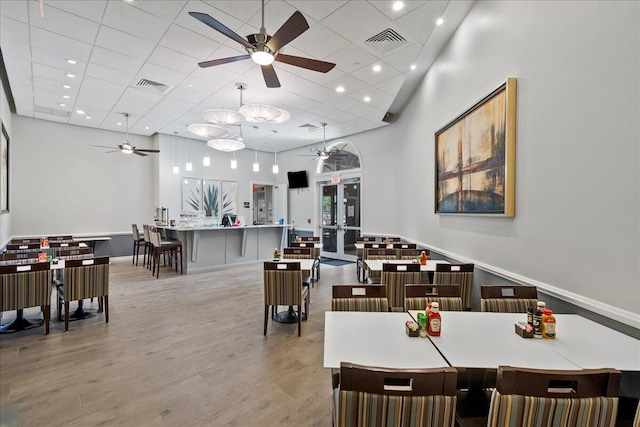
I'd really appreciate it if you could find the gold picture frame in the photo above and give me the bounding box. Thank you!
[435,77,516,217]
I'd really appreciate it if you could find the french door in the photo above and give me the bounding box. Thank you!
[319,177,361,261]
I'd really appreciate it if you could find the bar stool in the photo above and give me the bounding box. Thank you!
[149,228,183,278]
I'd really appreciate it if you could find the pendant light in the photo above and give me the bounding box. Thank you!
[253,148,259,172]
[201,83,246,125]
[230,151,237,169]
[185,127,193,172]
[272,131,279,174]
[121,113,133,153]
[319,122,330,159]
[203,150,211,167]
[172,132,179,174]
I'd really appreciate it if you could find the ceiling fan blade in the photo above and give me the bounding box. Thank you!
[266,11,309,52]
[132,151,149,157]
[261,64,281,88]
[91,145,117,149]
[105,150,121,153]
[189,12,254,50]
[198,55,251,68]
[134,149,160,153]
[275,54,336,73]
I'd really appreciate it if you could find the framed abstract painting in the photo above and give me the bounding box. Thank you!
[435,77,517,217]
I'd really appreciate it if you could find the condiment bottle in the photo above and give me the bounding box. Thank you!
[532,306,543,339]
[527,306,534,326]
[385,236,390,245]
[542,309,556,339]
[425,302,432,319]
[420,251,427,266]
[417,313,427,338]
[427,302,441,336]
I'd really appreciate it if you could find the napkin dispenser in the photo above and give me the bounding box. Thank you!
[515,322,533,338]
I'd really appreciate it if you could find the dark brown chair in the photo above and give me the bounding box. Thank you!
[357,242,387,282]
[283,247,312,259]
[480,285,538,313]
[10,238,41,244]
[331,285,388,312]
[131,224,145,266]
[363,247,397,283]
[48,235,73,241]
[56,247,93,259]
[405,284,463,311]
[149,228,183,278]
[290,242,320,282]
[484,366,620,427]
[434,263,474,310]
[0,251,39,263]
[392,243,417,250]
[263,261,309,337]
[4,243,40,252]
[300,236,320,242]
[334,363,458,427]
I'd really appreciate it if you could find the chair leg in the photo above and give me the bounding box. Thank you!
[104,295,109,323]
[64,302,69,332]
[57,297,62,321]
[297,304,302,337]
[44,304,50,335]
[264,305,269,335]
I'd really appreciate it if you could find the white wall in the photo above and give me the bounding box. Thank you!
[12,116,156,236]
[0,82,11,245]
[393,1,639,317]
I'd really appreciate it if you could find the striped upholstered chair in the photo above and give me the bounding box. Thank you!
[334,362,458,427]
[484,366,620,427]
[290,242,320,282]
[263,261,309,337]
[381,263,421,311]
[364,247,397,284]
[355,237,378,282]
[331,285,388,312]
[405,284,463,311]
[0,262,52,335]
[57,257,110,332]
[433,264,474,310]
[480,285,538,313]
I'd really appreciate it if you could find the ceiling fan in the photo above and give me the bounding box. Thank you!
[189,0,336,88]
[92,113,160,156]
[299,123,348,160]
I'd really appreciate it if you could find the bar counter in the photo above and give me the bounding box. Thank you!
[158,224,290,274]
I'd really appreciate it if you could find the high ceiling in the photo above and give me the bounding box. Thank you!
[0,0,473,151]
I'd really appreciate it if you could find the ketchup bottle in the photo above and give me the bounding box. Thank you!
[420,251,427,266]
[427,302,441,336]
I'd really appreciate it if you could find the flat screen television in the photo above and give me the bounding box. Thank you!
[287,170,308,188]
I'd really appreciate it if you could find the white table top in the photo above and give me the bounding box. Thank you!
[365,259,450,272]
[537,314,640,371]
[408,310,580,370]
[269,259,315,273]
[323,311,448,369]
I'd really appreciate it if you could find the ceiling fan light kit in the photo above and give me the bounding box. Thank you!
[91,112,160,157]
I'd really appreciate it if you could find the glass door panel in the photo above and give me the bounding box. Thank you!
[320,178,360,261]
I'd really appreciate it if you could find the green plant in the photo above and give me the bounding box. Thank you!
[203,183,219,217]
[186,189,200,211]
[222,192,234,215]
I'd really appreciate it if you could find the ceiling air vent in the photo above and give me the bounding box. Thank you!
[135,78,170,94]
[34,105,71,118]
[299,124,319,132]
[363,28,408,55]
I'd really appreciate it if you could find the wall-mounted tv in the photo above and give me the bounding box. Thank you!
[287,170,308,188]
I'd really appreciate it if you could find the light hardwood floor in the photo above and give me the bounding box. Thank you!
[0,257,358,426]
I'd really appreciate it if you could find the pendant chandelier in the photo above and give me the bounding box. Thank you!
[207,139,245,152]
[187,123,229,139]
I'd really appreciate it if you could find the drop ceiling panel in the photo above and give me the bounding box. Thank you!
[289,23,351,60]
[326,43,378,74]
[159,24,221,60]
[178,76,223,96]
[130,0,187,21]
[348,86,393,111]
[1,17,29,43]
[0,0,28,23]
[69,109,109,127]
[135,62,187,88]
[246,0,298,34]
[167,87,209,105]
[203,0,262,23]
[381,43,422,73]
[326,95,362,113]
[89,47,145,75]
[375,74,406,95]
[4,58,32,86]
[32,62,81,83]
[102,0,171,43]
[75,88,121,111]
[34,111,70,123]
[0,39,31,61]
[148,46,199,75]
[94,26,156,61]
[395,1,448,44]
[31,47,87,74]
[121,87,165,105]
[28,2,100,42]
[369,1,428,20]
[287,1,347,22]
[321,1,391,44]
[43,0,108,23]
[14,101,34,116]
[85,63,133,88]
[351,60,401,85]
[33,76,78,95]
[81,76,127,96]
[9,84,34,102]
[29,27,93,60]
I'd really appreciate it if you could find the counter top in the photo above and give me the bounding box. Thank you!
[158,224,292,231]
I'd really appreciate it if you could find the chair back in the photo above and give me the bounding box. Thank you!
[10,238,40,244]
[149,229,161,247]
[392,243,417,249]
[132,224,142,241]
[56,247,93,260]
[399,249,423,260]
[283,247,312,259]
[48,235,73,241]
[142,225,152,244]
[365,248,396,259]
[381,263,421,310]
[363,243,386,249]
[385,237,401,243]
[49,241,80,248]
[0,251,39,262]
[481,285,538,313]
[59,257,110,301]
[0,262,52,311]
[4,243,40,252]
[356,236,377,243]
[290,242,315,248]
[300,236,320,242]
[433,263,474,310]
[405,284,463,311]
[331,285,388,312]
[487,366,620,427]
[263,262,304,306]
[336,362,457,427]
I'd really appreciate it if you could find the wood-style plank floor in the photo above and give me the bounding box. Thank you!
[0,257,358,426]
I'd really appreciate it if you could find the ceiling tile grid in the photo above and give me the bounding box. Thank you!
[0,0,469,152]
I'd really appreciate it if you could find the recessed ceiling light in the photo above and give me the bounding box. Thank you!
[76,110,85,115]
[393,1,404,11]
[364,96,371,102]
[65,73,75,78]
[117,122,122,126]
[85,116,91,120]
[59,103,66,107]
[62,95,70,99]
[410,64,417,71]
[187,84,193,87]
[144,126,150,130]
[373,64,381,72]
[437,18,444,25]
[66,59,76,64]
[62,84,71,89]
[336,86,345,93]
